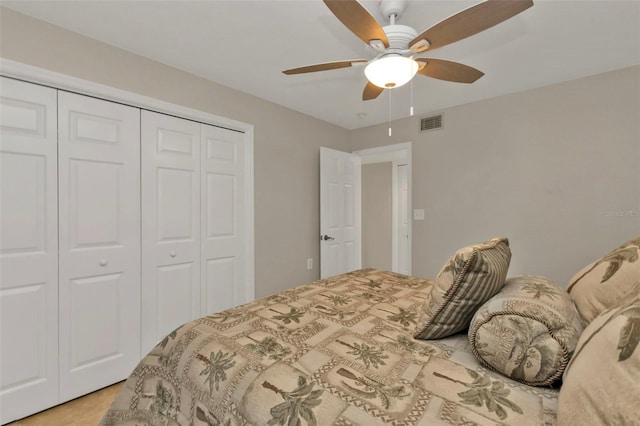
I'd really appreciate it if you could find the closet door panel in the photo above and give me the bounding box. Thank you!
[201,125,247,315]
[66,273,122,368]
[0,78,59,424]
[156,262,197,338]
[141,110,200,354]
[58,92,140,402]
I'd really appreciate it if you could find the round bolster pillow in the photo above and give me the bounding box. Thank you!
[468,275,584,386]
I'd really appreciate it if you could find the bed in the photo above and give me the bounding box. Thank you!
[101,268,559,426]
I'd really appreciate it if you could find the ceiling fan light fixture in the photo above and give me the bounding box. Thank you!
[364,55,418,89]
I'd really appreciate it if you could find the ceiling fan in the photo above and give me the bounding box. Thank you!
[283,0,533,101]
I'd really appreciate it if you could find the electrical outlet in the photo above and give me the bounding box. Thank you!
[413,209,425,220]
[307,258,313,270]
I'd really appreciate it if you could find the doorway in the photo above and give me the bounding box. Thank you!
[354,143,412,275]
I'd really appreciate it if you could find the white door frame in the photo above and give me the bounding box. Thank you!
[354,142,412,275]
[0,59,255,307]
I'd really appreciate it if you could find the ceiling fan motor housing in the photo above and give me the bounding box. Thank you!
[382,24,418,51]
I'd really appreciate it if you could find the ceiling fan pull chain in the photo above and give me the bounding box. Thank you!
[388,90,392,137]
[410,78,414,116]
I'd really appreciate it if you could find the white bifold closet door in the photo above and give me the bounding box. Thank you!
[201,124,248,315]
[141,110,201,353]
[57,92,141,401]
[141,111,249,353]
[0,78,59,422]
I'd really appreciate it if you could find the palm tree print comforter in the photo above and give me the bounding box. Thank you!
[101,269,558,425]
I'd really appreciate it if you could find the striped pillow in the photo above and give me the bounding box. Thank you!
[414,238,511,340]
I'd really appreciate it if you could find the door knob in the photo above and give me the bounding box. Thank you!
[321,234,335,241]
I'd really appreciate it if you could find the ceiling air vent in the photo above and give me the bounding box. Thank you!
[420,114,443,132]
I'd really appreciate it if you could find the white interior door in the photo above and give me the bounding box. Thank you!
[201,124,249,314]
[141,110,201,354]
[57,91,141,401]
[320,147,361,279]
[0,78,59,423]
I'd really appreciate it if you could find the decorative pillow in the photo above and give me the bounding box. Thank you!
[567,236,640,323]
[414,237,511,340]
[557,290,640,425]
[468,275,584,386]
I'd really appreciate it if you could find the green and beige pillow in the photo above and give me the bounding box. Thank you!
[567,236,640,323]
[414,237,511,340]
[557,290,640,425]
[468,275,584,386]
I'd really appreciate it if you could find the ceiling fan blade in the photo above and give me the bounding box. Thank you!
[283,60,367,75]
[410,0,533,52]
[416,58,484,83]
[324,0,389,48]
[363,81,384,101]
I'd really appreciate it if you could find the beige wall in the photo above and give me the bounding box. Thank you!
[362,162,392,270]
[352,65,640,287]
[2,7,638,294]
[0,7,351,298]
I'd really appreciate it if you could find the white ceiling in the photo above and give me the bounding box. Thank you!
[4,0,639,130]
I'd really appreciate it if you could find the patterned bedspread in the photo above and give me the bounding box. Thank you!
[102,269,558,425]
